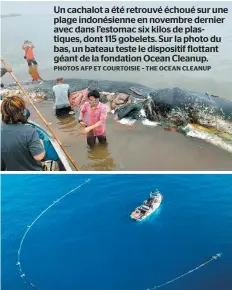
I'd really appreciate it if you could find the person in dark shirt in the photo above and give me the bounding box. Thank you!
[1,95,45,171]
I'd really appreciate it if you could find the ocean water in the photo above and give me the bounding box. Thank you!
[1,174,232,290]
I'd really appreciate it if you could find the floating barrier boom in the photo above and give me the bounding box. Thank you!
[147,253,222,290]
[16,179,90,289]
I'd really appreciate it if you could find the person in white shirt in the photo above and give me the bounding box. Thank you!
[52,78,74,116]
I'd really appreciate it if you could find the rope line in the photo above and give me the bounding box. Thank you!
[16,179,91,289]
[147,253,222,290]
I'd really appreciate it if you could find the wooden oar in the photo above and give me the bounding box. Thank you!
[1,59,80,171]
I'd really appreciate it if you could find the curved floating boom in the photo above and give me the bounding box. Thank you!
[147,253,222,290]
[16,179,91,289]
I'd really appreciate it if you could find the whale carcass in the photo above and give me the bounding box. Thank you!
[5,79,232,128]
[115,87,232,128]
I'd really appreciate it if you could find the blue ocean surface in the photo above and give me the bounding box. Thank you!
[1,174,232,290]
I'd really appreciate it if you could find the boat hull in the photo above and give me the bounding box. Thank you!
[27,121,72,171]
[130,195,163,222]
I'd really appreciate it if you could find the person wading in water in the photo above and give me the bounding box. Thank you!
[79,90,108,148]
[52,77,74,116]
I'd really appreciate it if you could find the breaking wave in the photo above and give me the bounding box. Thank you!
[118,107,232,154]
[183,124,232,153]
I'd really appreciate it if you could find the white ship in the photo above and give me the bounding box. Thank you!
[130,190,163,221]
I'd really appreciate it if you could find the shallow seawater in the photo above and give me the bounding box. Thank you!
[28,99,232,171]
[1,84,232,170]
[2,174,232,290]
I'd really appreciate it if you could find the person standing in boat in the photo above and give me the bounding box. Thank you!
[1,95,45,171]
[79,90,108,148]
[52,77,74,116]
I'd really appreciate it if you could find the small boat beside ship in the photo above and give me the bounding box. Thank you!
[130,190,163,221]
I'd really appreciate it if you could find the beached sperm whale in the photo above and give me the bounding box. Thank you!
[5,78,232,153]
[6,78,232,127]
[116,87,232,126]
